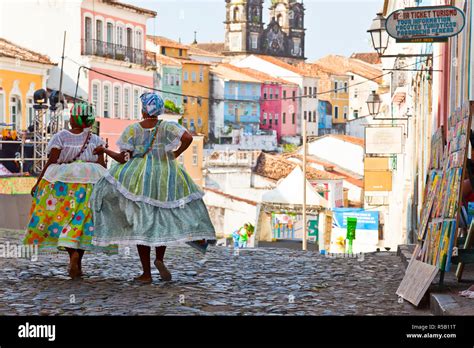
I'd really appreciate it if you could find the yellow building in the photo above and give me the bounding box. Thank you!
[329,74,350,124]
[0,38,55,131]
[146,35,211,140]
[178,134,204,187]
[180,60,210,139]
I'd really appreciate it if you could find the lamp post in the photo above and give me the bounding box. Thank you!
[367,12,389,57]
[367,12,432,58]
[366,90,382,116]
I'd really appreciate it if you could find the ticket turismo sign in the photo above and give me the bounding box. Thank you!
[386,6,465,43]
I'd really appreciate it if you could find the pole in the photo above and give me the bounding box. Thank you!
[58,31,66,132]
[302,110,307,251]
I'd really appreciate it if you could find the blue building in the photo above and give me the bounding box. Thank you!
[211,64,261,141]
[318,100,332,134]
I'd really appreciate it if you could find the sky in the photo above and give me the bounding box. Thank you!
[124,0,383,61]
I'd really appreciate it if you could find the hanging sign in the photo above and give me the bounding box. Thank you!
[386,6,465,43]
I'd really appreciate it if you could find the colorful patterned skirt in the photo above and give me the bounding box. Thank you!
[23,179,117,254]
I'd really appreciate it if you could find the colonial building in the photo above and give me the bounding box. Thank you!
[0,38,55,131]
[224,0,305,63]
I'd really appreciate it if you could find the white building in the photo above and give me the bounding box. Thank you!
[230,54,319,137]
[302,134,365,176]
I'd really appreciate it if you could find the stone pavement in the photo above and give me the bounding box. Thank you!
[0,230,429,316]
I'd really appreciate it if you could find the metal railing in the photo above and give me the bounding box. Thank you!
[81,39,156,68]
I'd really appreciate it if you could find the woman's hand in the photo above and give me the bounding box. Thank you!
[31,183,39,197]
[93,145,106,156]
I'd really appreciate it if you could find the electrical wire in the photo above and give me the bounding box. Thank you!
[67,53,440,104]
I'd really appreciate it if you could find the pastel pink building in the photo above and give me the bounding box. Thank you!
[80,0,156,151]
[224,65,299,142]
[260,82,299,141]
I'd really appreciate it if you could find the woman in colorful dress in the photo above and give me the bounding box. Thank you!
[91,93,216,283]
[23,103,116,279]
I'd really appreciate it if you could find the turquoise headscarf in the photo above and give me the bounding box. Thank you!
[140,92,164,117]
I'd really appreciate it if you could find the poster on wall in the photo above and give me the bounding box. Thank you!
[330,208,379,253]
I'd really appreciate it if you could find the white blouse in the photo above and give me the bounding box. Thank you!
[43,129,107,184]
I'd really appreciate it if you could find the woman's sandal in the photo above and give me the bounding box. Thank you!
[154,259,172,281]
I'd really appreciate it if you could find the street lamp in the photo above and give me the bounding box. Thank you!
[367,12,389,56]
[366,90,382,116]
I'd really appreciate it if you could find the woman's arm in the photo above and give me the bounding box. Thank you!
[31,148,61,196]
[173,131,193,159]
[96,152,106,168]
[94,146,132,164]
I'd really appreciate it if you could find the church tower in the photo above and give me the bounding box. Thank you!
[223,0,304,61]
[224,0,264,54]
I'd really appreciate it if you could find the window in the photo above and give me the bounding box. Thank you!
[292,113,295,124]
[334,106,339,119]
[304,111,307,121]
[250,33,258,49]
[262,112,267,125]
[190,119,195,131]
[334,81,338,93]
[27,97,33,127]
[282,112,286,124]
[133,89,139,119]
[353,110,359,119]
[92,83,99,115]
[179,49,183,57]
[275,113,279,126]
[304,87,307,96]
[283,90,287,99]
[197,118,202,127]
[308,87,312,97]
[343,106,348,119]
[269,88,273,99]
[135,30,142,50]
[116,26,123,46]
[307,111,311,122]
[96,20,103,42]
[192,145,198,166]
[354,88,358,98]
[182,118,188,128]
[161,47,166,55]
[275,88,279,100]
[292,90,296,101]
[0,92,5,124]
[107,23,113,44]
[197,97,202,106]
[269,113,272,126]
[114,85,121,118]
[251,103,257,116]
[313,86,317,98]
[124,87,130,119]
[103,84,110,118]
[10,96,20,130]
[183,96,188,104]
[192,72,197,82]
[176,74,180,86]
[199,66,204,82]
[184,71,189,81]
[344,82,348,93]
[263,88,268,100]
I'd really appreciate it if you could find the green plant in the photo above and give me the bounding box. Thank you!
[283,143,297,153]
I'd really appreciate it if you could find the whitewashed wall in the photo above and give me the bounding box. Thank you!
[304,137,364,175]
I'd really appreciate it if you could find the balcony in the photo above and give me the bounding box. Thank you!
[81,39,156,69]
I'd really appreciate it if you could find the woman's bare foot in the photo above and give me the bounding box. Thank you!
[154,259,172,281]
[68,252,81,280]
[134,274,152,284]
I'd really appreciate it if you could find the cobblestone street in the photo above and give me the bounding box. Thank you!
[0,230,428,316]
